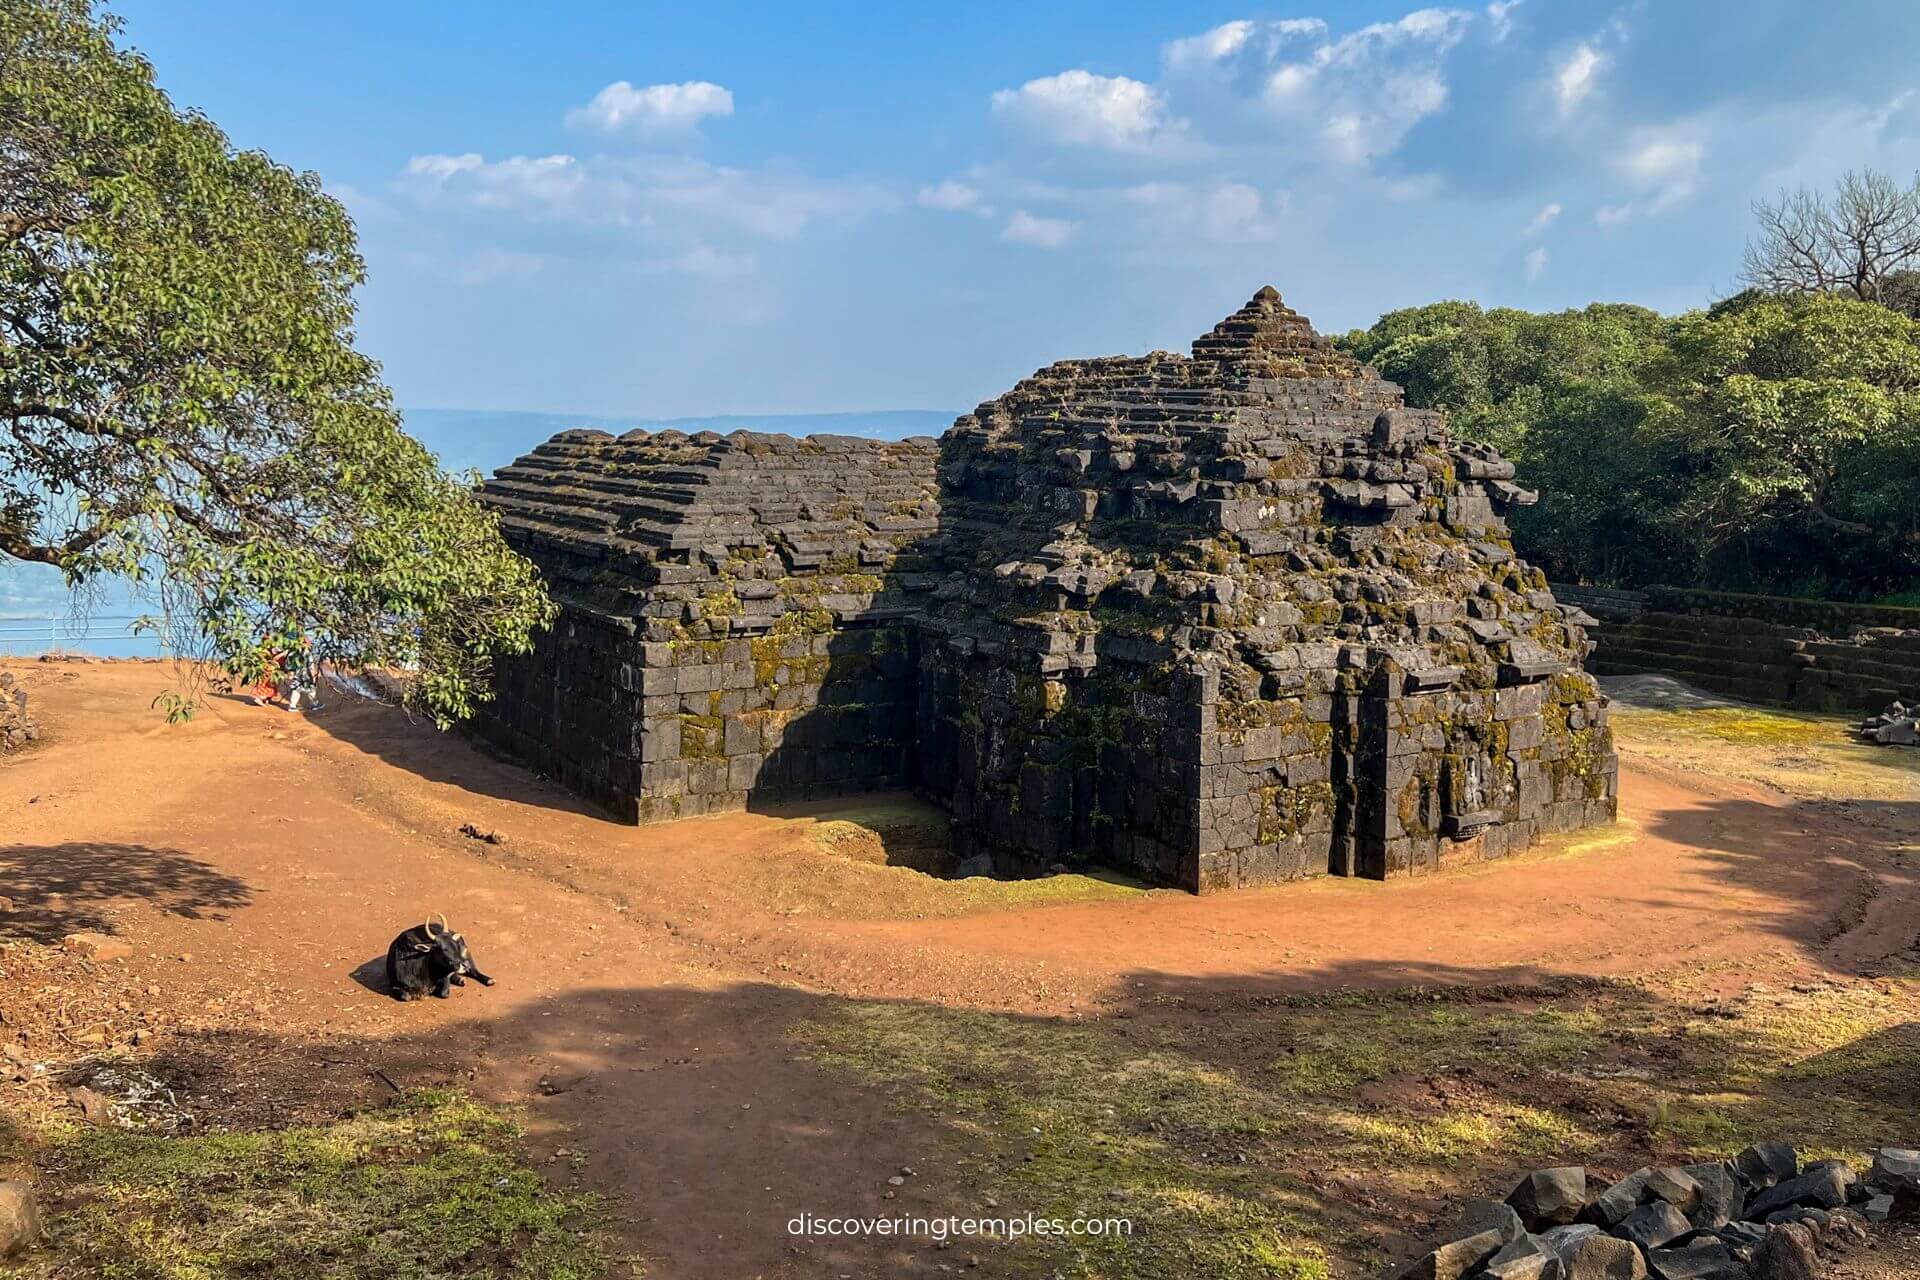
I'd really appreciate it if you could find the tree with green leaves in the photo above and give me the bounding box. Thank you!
[1339,301,1680,585]
[0,0,552,723]
[1340,293,1920,599]
[1645,293,1920,593]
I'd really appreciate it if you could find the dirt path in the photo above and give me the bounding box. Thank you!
[4,660,1918,1278]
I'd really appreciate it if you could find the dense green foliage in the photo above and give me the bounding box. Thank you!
[1341,295,1920,599]
[0,0,551,722]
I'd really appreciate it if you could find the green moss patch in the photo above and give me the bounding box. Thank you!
[1615,706,1834,747]
[0,1089,608,1280]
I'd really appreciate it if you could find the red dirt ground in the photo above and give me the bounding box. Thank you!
[3,659,1918,1278]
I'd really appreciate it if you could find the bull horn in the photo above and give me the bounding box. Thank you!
[426,912,448,938]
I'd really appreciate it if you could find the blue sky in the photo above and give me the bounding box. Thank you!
[111,0,1920,420]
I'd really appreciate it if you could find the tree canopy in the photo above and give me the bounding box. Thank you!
[1340,295,1920,600]
[0,0,552,722]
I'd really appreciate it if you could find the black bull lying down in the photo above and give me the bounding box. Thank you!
[385,914,494,1001]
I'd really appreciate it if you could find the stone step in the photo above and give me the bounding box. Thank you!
[1599,634,1795,667]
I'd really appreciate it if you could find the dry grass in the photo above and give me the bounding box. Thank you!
[796,969,1920,1278]
[0,1090,610,1280]
[1612,703,1920,802]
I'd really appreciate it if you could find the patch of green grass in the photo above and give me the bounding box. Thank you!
[1613,706,1835,747]
[795,976,1920,1278]
[1269,1006,1608,1094]
[931,869,1148,913]
[796,1005,1330,1280]
[767,798,1150,919]
[0,1089,609,1280]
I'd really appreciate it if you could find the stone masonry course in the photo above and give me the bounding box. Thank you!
[470,287,1618,891]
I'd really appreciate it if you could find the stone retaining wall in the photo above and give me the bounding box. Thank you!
[1552,584,1920,710]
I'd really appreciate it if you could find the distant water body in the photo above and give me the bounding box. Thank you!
[0,406,961,657]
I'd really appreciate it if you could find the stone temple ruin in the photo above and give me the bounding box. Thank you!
[472,287,1618,892]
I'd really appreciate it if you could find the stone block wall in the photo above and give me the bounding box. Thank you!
[1557,584,1920,710]
[915,645,1199,883]
[470,428,941,821]
[629,621,919,820]
[476,609,644,819]
[473,287,1619,892]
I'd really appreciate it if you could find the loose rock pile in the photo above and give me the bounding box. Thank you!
[1854,701,1919,746]
[0,671,35,753]
[1396,1144,1918,1279]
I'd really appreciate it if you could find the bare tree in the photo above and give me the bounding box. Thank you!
[1742,169,1920,303]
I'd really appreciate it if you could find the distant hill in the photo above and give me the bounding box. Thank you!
[0,406,963,654]
[404,407,961,477]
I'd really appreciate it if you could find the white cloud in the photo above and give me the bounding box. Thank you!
[990,70,1173,150]
[644,245,758,277]
[407,153,485,181]
[400,151,897,239]
[1002,209,1077,247]
[1621,138,1703,189]
[565,80,734,136]
[1165,18,1338,77]
[1595,202,1635,226]
[1524,246,1547,282]
[1525,201,1561,233]
[1122,181,1287,242]
[1615,133,1706,212]
[917,179,993,216]
[407,153,587,214]
[1486,0,1524,42]
[1553,43,1603,114]
[1158,10,1472,165]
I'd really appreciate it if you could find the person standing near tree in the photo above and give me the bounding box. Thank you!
[281,635,321,713]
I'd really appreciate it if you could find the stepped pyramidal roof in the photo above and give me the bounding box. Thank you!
[473,287,1618,891]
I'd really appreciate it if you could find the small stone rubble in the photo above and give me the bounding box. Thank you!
[0,671,35,754]
[1393,1144,1920,1280]
[1855,701,1920,746]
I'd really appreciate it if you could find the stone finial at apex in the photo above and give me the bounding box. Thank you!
[1189,283,1359,378]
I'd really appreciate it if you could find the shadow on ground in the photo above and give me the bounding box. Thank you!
[0,842,252,944]
[79,952,1920,1280]
[308,696,614,821]
[1644,795,1920,974]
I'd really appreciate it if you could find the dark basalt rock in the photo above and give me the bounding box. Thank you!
[470,287,1619,890]
[1734,1143,1798,1192]
[1745,1162,1854,1221]
[1509,1167,1589,1230]
[1615,1201,1692,1252]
